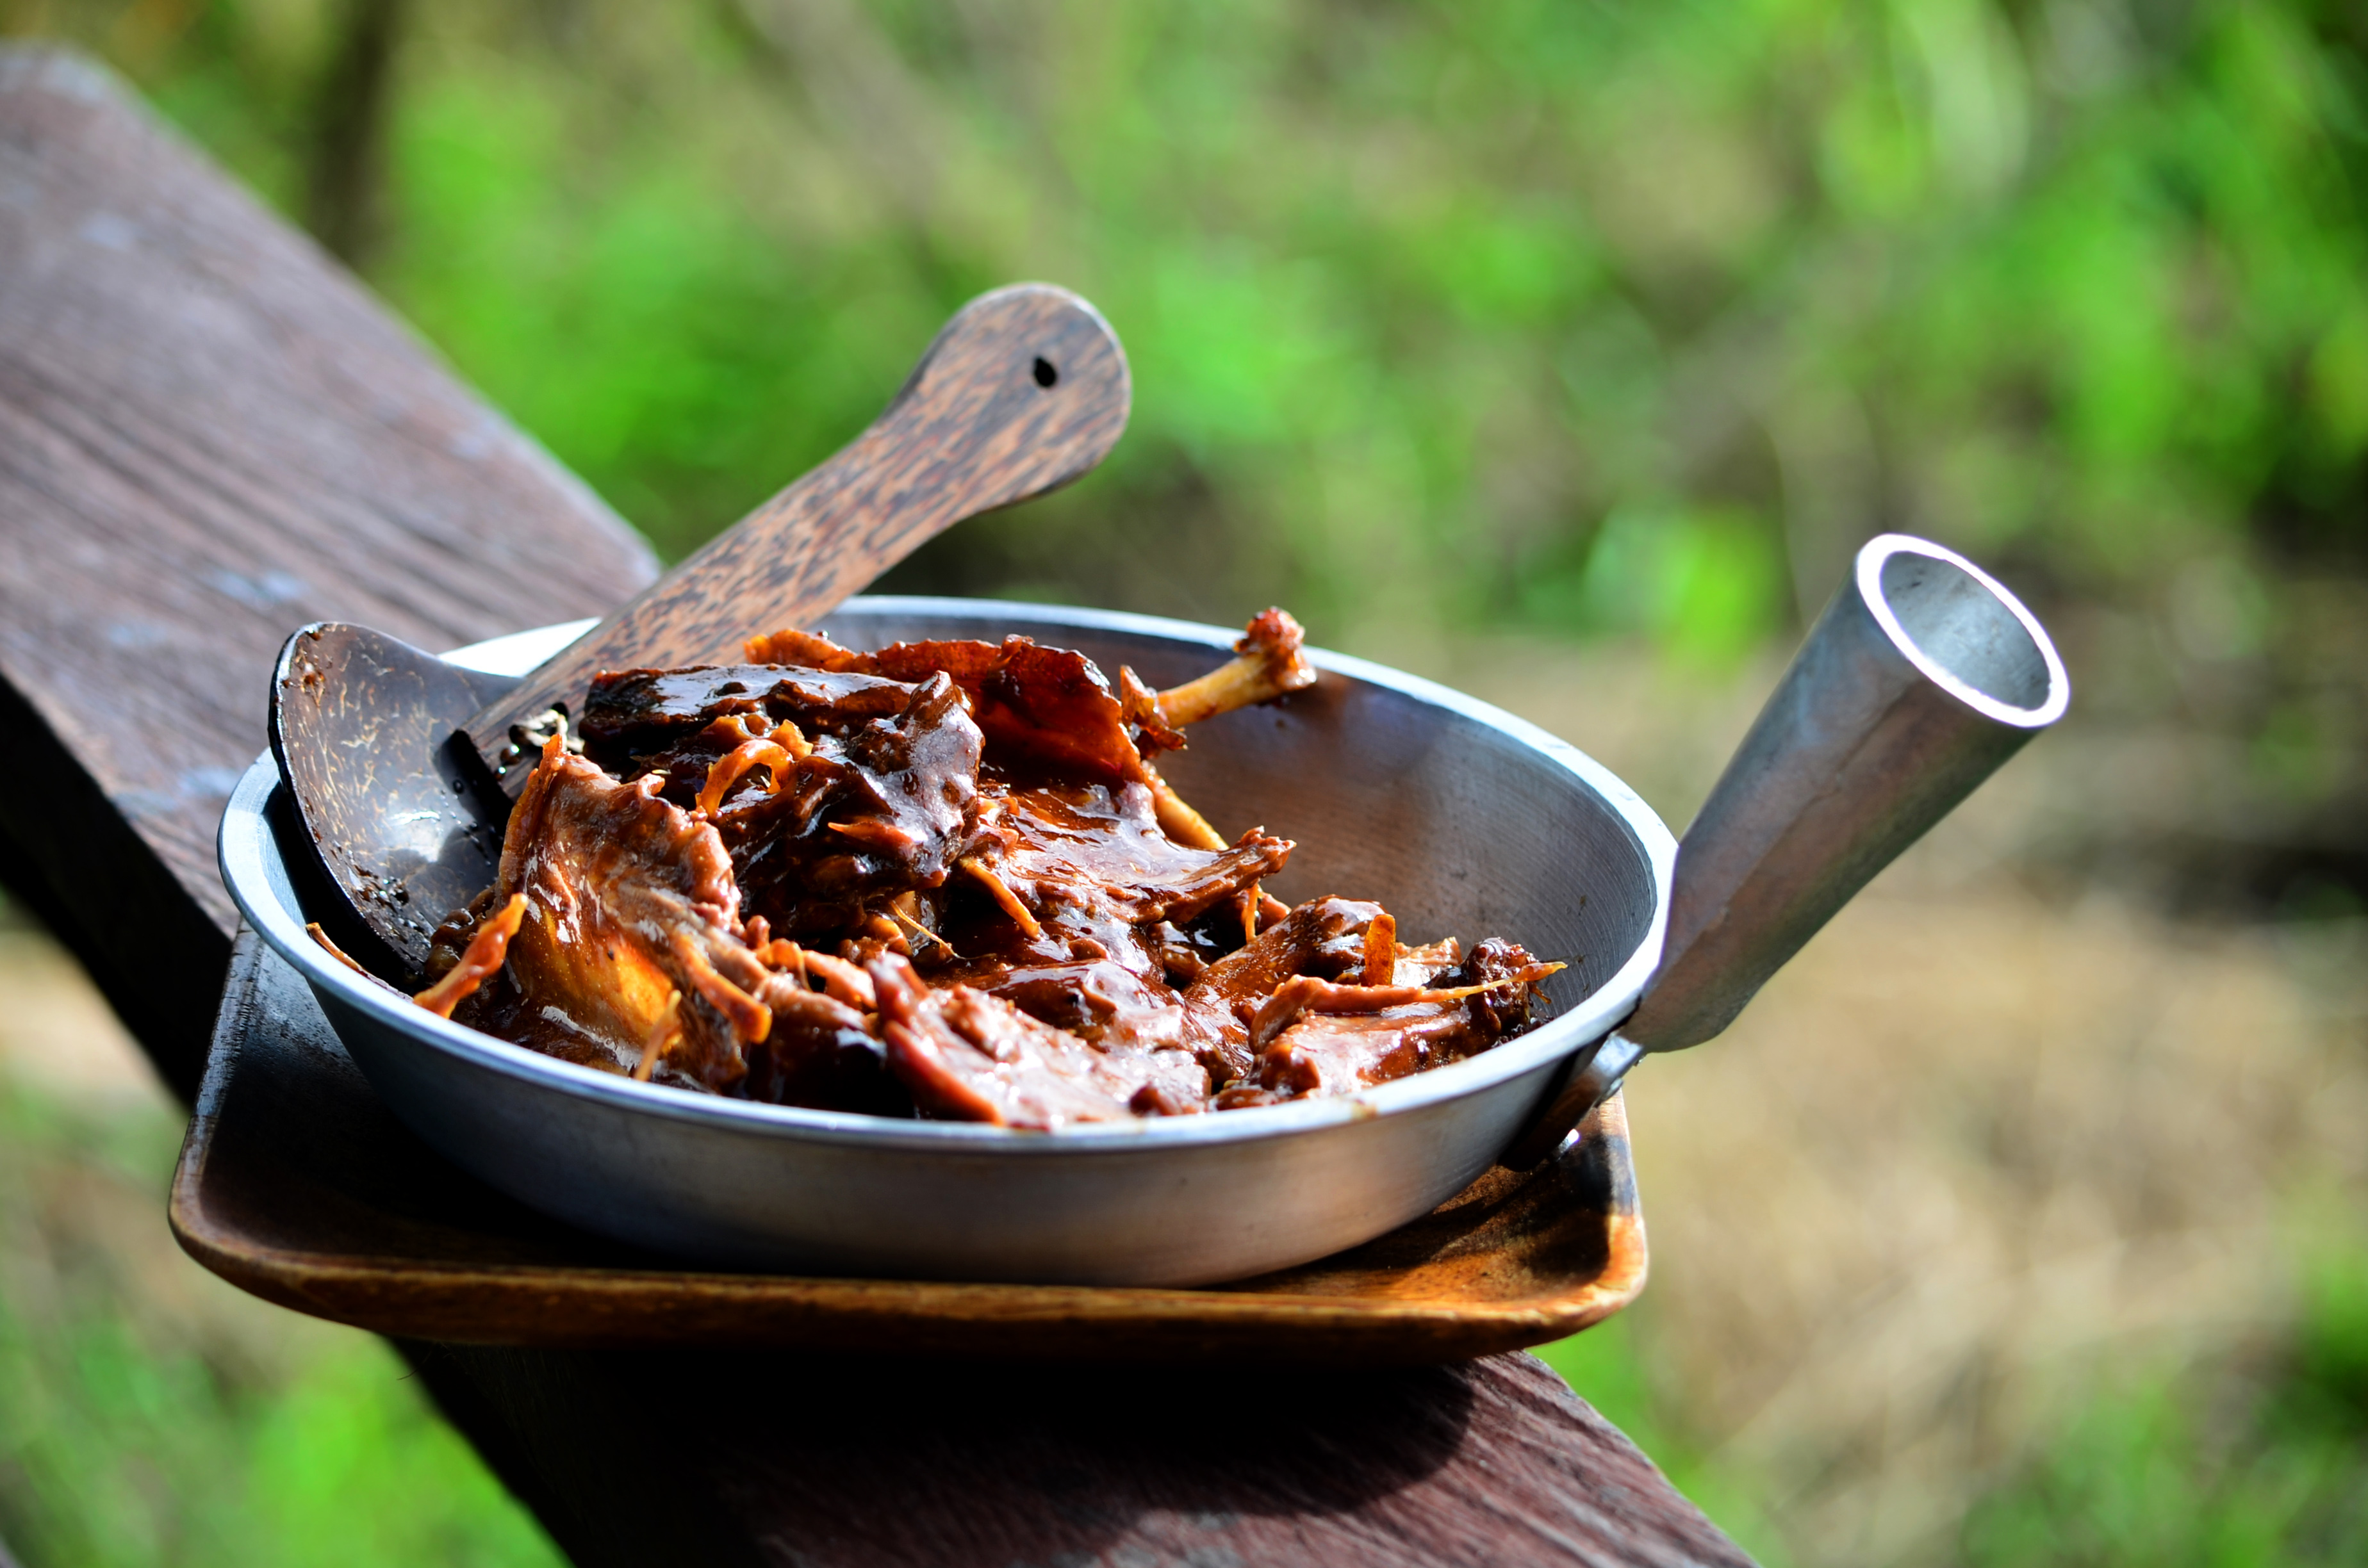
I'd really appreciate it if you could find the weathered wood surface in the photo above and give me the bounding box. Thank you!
[0,47,656,1095]
[172,929,1649,1360]
[465,283,1130,790]
[0,46,1755,1567]
[413,1335,1734,1568]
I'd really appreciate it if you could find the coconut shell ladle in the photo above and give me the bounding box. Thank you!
[268,284,1130,980]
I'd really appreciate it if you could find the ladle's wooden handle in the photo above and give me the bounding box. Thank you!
[463,283,1131,789]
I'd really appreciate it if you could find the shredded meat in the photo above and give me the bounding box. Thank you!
[438,736,906,1109]
[580,666,985,940]
[1218,941,1564,1107]
[414,894,526,1017]
[871,954,1207,1127]
[422,610,1561,1127]
[462,738,766,1086]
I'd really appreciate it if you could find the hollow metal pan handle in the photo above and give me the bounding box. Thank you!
[1501,533,2070,1169]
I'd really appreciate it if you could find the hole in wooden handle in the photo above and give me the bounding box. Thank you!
[1032,355,1058,388]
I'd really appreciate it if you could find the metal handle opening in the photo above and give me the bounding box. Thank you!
[1860,536,2068,728]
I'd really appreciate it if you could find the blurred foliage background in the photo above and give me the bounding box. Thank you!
[1,0,2365,1563]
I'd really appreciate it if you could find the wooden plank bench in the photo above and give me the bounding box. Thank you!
[0,45,1754,1567]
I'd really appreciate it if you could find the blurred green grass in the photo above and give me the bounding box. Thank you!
[72,0,2368,649]
[0,919,561,1566]
[1542,1248,2368,1568]
[1956,1245,2368,1567]
[113,0,2368,899]
[2,1,2366,1562]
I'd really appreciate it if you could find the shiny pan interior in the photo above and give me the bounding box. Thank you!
[217,598,1676,1286]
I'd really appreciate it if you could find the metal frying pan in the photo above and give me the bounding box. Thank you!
[215,536,2065,1287]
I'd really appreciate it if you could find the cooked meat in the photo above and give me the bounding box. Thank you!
[709,672,984,937]
[1179,896,1388,1081]
[579,664,913,760]
[457,737,768,1090]
[1220,940,1563,1108]
[871,954,1207,1128]
[414,894,527,1018]
[743,632,1149,784]
[436,737,905,1110]
[741,983,912,1116]
[424,610,1560,1125]
[576,660,989,943]
[919,777,1288,1065]
[982,779,1290,928]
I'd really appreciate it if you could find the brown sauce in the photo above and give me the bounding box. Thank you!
[427,611,1561,1129]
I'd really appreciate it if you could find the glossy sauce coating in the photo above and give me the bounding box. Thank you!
[423,613,1560,1129]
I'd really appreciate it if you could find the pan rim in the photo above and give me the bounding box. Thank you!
[218,596,1676,1156]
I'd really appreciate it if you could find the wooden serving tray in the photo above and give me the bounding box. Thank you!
[170,929,1646,1364]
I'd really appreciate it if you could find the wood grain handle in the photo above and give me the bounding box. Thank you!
[463,282,1131,787]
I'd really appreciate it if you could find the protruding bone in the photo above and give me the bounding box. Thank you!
[1152,608,1317,729]
[1145,767,1226,851]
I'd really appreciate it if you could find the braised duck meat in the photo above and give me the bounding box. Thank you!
[428,738,912,1113]
[579,664,984,936]
[744,632,1153,785]
[1174,895,1392,1083]
[404,608,1563,1130]
[479,741,761,1086]
[1215,937,1563,1109]
[924,777,1290,1061]
[871,954,1208,1125]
